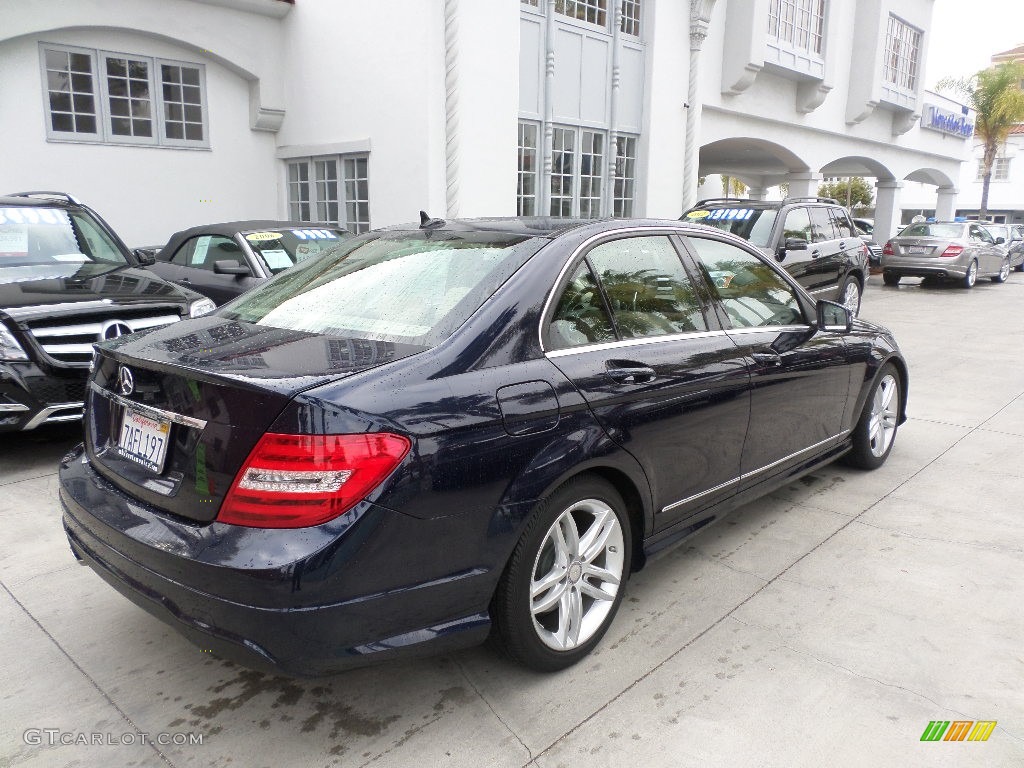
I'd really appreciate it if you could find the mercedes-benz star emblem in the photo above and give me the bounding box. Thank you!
[117,366,135,397]
[100,320,133,341]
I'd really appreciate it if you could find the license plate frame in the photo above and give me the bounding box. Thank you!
[116,406,171,473]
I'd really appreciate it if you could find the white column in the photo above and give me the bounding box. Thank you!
[443,0,459,218]
[874,181,904,244]
[935,186,958,221]
[681,0,718,211]
[746,186,768,201]
[785,172,823,198]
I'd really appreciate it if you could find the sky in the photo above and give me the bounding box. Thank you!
[925,0,1024,91]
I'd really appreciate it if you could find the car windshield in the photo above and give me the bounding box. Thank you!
[898,223,964,239]
[242,227,352,274]
[0,206,127,267]
[683,207,779,247]
[222,230,545,345]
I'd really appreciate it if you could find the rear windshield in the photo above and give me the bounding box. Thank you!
[242,227,351,274]
[898,223,964,239]
[221,230,545,345]
[684,207,778,247]
[0,206,127,266]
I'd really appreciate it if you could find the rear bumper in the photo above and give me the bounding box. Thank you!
[880,256,969,279]
[0,360,85,432]
[58,444,497,676]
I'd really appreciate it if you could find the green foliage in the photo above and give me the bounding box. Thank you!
[938,61,1024,217]
[817,177,874,209]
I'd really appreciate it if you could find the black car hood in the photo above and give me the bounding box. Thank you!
[98,314,428,394]
[0,262,191,313]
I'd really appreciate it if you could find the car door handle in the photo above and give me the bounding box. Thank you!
[177,278,192,284]
[605,363,656,385]
[752,352,782,367]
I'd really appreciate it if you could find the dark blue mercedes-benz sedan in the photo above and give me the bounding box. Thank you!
[58,216,907,675]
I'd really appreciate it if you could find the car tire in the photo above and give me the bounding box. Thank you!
[882,272,900,286]
[844,363,900,470]
[839,276,862,317]
[961,260,978,289]
[491,475,632,672]
[1015,259,1024,273]
[992,257,1010,283]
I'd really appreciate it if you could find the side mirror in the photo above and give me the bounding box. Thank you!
[785,237,809,251]
[995,236,1006,245]
[133,248,156,266]
[816,299,852,333]
[213,259,252,276]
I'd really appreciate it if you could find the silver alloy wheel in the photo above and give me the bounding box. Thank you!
[842,280,861,316]
[965,261,978,287]
[530,499,625,651]
[868,373,899,458]
[999,259,1010,282]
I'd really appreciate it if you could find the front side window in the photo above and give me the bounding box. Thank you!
[808,207,836,242]
[40,44,207,147]
[767,0,826,55]
[884,15,922,91]
[0,207,127,266]
[688,237,804,329]
[170,235,242,271]
[287,156,370,233]
[223,231,544,346]
[782,208,813,243]
[587,236,710,338]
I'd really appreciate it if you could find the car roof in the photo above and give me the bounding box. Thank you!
[169,220,347,239]
[687,197,844,210]
[380,216,736,240]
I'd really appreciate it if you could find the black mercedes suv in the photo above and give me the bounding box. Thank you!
[683,197,870,316]
[1,192,215,432]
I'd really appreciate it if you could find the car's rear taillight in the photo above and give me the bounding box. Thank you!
[941,245,964,258]
[219,433,411,528]
[882,241,895,256]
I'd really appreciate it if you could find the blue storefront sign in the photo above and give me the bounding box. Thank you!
[921,104,975,138]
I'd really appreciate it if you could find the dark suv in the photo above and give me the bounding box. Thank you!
[683,197,870,315]
[1,192,215,432]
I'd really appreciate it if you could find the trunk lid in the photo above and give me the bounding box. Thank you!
[84,315,425,523]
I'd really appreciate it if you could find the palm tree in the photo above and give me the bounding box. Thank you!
[938,61,1024,219]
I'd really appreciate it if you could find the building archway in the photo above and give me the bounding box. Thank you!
[697,137,812,199]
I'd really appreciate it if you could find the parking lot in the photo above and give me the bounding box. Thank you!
[2,273,1023,768]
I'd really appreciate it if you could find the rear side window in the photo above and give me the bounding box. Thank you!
[586,236,710,339]
[808,207,836,242]
[687,237,805,329]
[549,261,616,350]
[831,209,856,239]
[223,231,543,346]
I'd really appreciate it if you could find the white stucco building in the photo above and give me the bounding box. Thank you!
[0,0,971,247]
[902,43,1024,226]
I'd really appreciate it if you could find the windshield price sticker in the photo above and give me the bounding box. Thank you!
[686,210,711,219]
[245,231,285,242]
[707,208,753,221]
[292,229,338,240]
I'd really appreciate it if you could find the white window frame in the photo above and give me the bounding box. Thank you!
[525,0,642,37]
[517,121,540,216]
[39,44,102,143]
[286,155,371,234]
[39,43,209,149]
[883,15,922,93]
[767,0,825,56]
[541,125,638,219]
[97,51,157,146]
[977,157,1011,182]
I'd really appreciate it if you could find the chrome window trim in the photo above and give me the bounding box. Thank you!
[90,380,208,429]
[546,329,727,358]
[725,324,811,337]
[659,431,851,514]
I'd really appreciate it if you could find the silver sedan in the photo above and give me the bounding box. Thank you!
[881,221,1010,288]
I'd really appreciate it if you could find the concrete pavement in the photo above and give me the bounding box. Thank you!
[2,274,1023,767]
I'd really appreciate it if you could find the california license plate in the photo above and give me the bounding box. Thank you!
[907,246,930,254]
[117,407,171,473]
